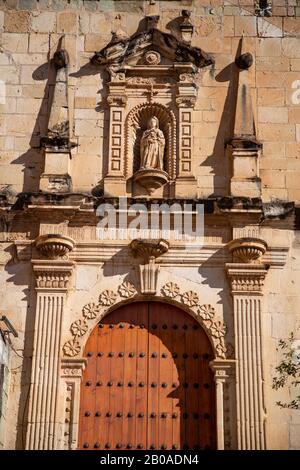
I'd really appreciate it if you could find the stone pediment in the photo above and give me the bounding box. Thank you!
[91,26,214,70]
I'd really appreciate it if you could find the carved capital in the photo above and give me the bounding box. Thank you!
[226,263,268,295]
[61,358,87,378]
[227,237,267,264]
[107,95,127,107]
[130,238,169,262]
[35,234,75,260]
[209,359,236,381]
[176,96,196,108]
[32,260,74,290]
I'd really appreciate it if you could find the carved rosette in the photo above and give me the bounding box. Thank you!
[63,280,227,360]
[227,237,267,264]
[35,234,75,260]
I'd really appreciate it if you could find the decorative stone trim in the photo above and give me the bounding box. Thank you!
[60,359,87,450]
[227,237,267,264]
[226,264,268,295]
[99,289,117,306]
[125,102,177,180]
[32,260,74,290]
[118,281,137,298]
[62,281,227,361]
[35,234,75,260]
[161,282,180,298]
[130,238,169,262]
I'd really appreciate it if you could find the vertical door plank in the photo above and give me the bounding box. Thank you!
[147,303,160,450]
[135,303,149,450]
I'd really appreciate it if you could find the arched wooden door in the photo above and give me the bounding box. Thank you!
[78,301,216,450]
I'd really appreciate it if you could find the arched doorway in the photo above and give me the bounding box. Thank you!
[78,301,216,450]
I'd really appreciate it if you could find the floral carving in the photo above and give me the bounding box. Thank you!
[99,289,117,306]
[70,319,88,337]
[118,281,137,298]
[63,282,227,360]
[82,302,101,320]
[210,320,227,339]
[162,282,180,298]
[196,304,215,320]
[181,290,199,307]
[63,340,81,357]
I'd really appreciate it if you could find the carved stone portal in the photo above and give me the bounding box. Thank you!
[91,15,214,198]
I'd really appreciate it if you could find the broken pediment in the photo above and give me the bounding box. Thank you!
[91,19,214,70]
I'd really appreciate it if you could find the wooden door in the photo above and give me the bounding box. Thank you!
[78,301,216,450]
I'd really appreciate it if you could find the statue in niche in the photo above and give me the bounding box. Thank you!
[140,116,165,170]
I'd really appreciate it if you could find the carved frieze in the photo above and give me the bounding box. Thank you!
[62,280,227,360]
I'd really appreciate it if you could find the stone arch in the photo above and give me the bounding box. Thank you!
[124,102,176,179]
[62,282,227,360]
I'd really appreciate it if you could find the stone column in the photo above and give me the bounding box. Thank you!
[26,235,74,450]
[59,359,87,449]
[210,359,236,450]
[226,237,268,450]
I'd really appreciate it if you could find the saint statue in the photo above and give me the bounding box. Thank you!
[140,116,165,170]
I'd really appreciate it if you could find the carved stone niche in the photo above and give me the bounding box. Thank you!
[91,16,214,198]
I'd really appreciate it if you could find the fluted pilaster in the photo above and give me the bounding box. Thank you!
[26,238,74,450]
[226,239,268,449]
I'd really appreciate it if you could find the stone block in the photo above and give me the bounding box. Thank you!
[297,124,300,142]
[256,57,290,72]
[282,38,300,58]
[261,170,286,188]
[263,141,285,157]
[1,33,29,53]
[31,11,56,33]
[74,97,97,109]
[258,17,283,38]
[29,33,50,53]
[84,33,115,52]
[0,11,4,33]
[258,123,295,141]
[288,107,300,124]
[286,170,300,188]
[223,16,234,37]
[258,106,288,124]
[74,119,104,137]
[286,142,300,158]
[257,71,285,88]
[256,38,282,57]
[291,59,300,71]
[4,10,30,33]
[234,16,257,36]
[257,88,285,107]
[16,98,41,114]
[6,115,34,135]
[57,11,78,34]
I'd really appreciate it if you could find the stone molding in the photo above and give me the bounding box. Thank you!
[35,234,75,260]
[32,260,74,291]
[62,280,228,361]
[227,237,267,263]
[226,264,268,295]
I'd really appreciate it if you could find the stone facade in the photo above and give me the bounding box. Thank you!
[0,0,300,450]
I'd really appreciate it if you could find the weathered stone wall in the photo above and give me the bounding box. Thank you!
[0,0,300,451]
[0,0,300,200]
[0,332,10,449]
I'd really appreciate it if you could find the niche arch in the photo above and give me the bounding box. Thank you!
[125,102,177,180]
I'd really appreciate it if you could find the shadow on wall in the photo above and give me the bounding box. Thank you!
[4,247,36,449]
[11,39,63,193]
[200,39,242,198]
